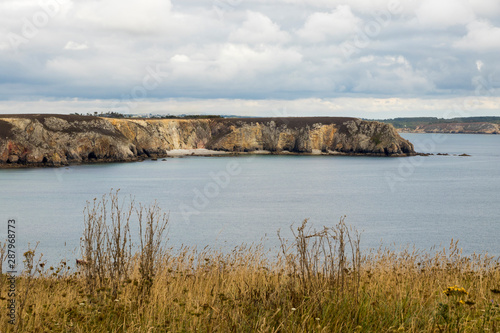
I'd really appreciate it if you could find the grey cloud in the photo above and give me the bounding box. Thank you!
[0,0,499,118]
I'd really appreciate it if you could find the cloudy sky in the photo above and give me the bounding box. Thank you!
[0,0,499,118]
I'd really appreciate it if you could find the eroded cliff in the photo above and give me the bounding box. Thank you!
[0,115,415,167]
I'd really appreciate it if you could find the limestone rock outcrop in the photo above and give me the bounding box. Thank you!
[0,115,415,167]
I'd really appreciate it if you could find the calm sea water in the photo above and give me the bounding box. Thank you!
[1,133,499,265]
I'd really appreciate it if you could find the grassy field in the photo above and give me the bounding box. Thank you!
[1,193,499,332]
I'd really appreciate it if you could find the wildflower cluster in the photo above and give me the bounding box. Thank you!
[443,285,468,297]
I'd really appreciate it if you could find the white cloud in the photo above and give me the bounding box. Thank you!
[229,11,290,45]
[171,54,190,63]
[74,0,173,33]
[216,44,302,78]
[415,0,475,28]
[469,0,500,19]
[64,41,88,50]
[168,43,303,83]
[454,20,500,51]
[297,5,360,43]
[476,60,484,72]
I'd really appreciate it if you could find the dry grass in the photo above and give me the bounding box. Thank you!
[0,197,499,332]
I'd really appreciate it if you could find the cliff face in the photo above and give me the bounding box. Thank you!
[206,118,414,155]
[0,115,415,167]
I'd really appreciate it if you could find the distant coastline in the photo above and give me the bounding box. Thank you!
[379,116,500,134]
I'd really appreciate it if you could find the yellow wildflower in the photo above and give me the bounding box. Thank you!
[443,285,468,297]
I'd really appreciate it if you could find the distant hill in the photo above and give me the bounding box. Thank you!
[378,117,500,134]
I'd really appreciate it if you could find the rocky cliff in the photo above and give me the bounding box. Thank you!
[0,115,415,167]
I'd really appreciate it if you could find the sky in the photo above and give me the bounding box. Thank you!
[0,0,499,119]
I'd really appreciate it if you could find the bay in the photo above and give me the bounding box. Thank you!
[0,133,499,265]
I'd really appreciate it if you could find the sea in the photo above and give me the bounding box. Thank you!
[1,133,499,266]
